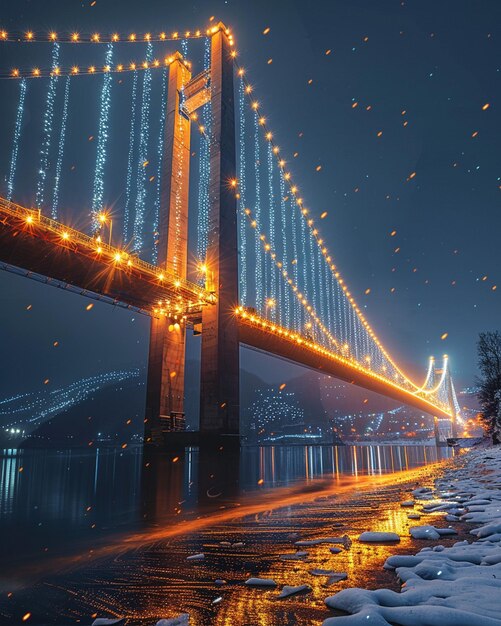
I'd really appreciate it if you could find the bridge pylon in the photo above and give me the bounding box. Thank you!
[145,54,192,442]
[145,26,240,442]
[199,24,240,435]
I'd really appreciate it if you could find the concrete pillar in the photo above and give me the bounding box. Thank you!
[200,25,240,434]
[145,54,191,442]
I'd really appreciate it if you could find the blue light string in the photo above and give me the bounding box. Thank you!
[300,202,308,314]
[238,75,248,304]
[266,141,276,315]
[6,78,27,202]
[197,38,211,265]
[308,232,317,324]
[35,42,59,210]
[290,196,300,330]
[316,244,326,325]
[152,68,168,264]
[181,38,188,58]
[91,43,114,229]
[324,255,333,336]
[51,76,70,219]
[123,70,138,243]
[279,169,289,327]
[132,41,153,254]
[254,109,263,312]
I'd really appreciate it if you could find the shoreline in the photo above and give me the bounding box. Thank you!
[322,444,501,625]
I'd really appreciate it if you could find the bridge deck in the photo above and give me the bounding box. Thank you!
[0,198,213,317]
[0,198,450,419]
[236,311,452,419]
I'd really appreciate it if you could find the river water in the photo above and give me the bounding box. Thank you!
[0,444,455,625]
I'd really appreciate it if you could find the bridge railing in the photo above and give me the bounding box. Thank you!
[0,196,216,307]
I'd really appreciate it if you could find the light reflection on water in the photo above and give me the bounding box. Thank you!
[0,444,455,625]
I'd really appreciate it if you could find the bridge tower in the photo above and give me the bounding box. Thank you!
[199,25,240,435]
[145,53,192,442]
[145,25,240,442]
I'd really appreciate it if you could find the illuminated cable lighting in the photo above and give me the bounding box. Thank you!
[253,108,264,312]
[123,70,138,243]
[196,38,211,270]
[152,68,167,264]
[279,169,290,328]
[132,41,153,253]
[91,42,114,230]
[35,42,60,210]
[181,38,188,58]
[237,74,247,304]
[6,78,27,201]
[51,75,70,219]
[266,140,277,319]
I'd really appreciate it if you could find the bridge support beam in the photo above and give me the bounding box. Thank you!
[200,25,240,435]
[145,54,191,442]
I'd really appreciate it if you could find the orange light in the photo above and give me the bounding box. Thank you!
[62,231,70,240]
[26,31,34,40]
[26,215,33,224]
[49,31,57,41]
[71,32,79,42]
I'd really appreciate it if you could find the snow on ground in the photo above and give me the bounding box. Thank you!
[323,445,501,625]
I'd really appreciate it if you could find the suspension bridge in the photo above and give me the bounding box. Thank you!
[0,22,461,444]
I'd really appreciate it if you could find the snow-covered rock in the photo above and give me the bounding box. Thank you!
[358,531,400,542]
[276,584,311,598]
[156,616,190,626]
[245,577,277,586]
[409,525,457,540]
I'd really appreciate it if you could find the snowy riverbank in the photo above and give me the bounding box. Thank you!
[323,445,501,625]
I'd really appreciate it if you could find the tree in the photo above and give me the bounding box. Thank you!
[477,331,501,443]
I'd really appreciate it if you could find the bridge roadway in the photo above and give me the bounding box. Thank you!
[0,197,213,317]
[0,197,451,420]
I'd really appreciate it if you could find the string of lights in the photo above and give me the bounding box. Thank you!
[237,73,247,305]
[123,70,138,243]
[242,203,336,349]
[236,58,427,391]
[6,78,26,201]
[289,195,300,331]
[3,54,192,80]
[181,38,188,58]
[253,108,263,312]
[152,68,167,264]
[279,168,290,327]
[196,38,211,271]
[35,42,59,210]
[91,42,114,230]
[266,140,277,317]
[132,41,153,254]
[0,25,231,44]
[51,75,70,219]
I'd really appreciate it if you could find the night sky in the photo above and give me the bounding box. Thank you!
[1,0,500,401]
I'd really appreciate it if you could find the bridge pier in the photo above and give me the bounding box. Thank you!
[199,25,240,435]
[145,54,191,442]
